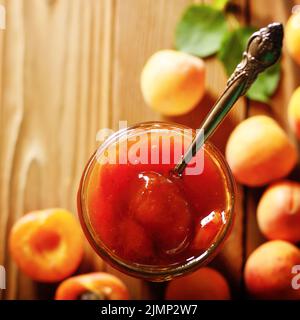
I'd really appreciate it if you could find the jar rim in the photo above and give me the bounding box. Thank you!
[77,121,236,281]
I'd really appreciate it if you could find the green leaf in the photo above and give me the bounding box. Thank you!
[175,4,228,58]
[212,0,229,10]
[246,64,281,103]
[218,27,255,75]
[218,27,281,103]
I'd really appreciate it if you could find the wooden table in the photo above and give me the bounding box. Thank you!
[1,0,299,300]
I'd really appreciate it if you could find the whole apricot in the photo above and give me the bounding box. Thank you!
[141,50,205,116]
[288,86,300,138]
[165,267,231,300]
[9,208,84,282]
[257,181,300,242]
[55,272,130,300]
[244,240,300,299]
[225,116,297,186]
[286,10,300,65]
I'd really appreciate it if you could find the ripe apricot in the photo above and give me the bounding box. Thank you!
[55,272,130,300]
[225,116,297,186]
[9,208,84,282]
[141,50,205,116]
[288,86,300,139]
[286,10,300,65]
[165,267,231,300]
[257,181,300,242]
[244,240,300,299]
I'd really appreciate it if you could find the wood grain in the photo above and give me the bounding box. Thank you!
[202,0,247,296]
[0,0,110,299]
[0,0,296,300]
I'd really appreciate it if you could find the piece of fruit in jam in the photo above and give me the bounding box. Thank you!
[130,172,192,256]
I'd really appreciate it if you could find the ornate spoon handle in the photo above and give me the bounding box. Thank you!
[174,22,283,176]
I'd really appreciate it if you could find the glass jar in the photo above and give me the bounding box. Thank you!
[78,122,235,281]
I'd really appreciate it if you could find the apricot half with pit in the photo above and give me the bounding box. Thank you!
[9,208,84,282]
[55,272,130,300]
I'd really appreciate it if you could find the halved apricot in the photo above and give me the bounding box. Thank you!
[9,208,84,282]
[55,272,130,300]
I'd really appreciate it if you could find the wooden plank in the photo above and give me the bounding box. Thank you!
[107,0,195,300]
[246,0,300,268]
[0,0,5,301]
[110,0,194,128]
[202,0,247,296]
[0,0,112,299]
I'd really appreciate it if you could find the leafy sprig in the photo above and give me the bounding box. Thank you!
[175,1,281,103]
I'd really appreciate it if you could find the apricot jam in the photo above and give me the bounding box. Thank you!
[78,122,234,280]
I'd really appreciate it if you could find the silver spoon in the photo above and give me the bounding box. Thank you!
[174,22,283,176]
